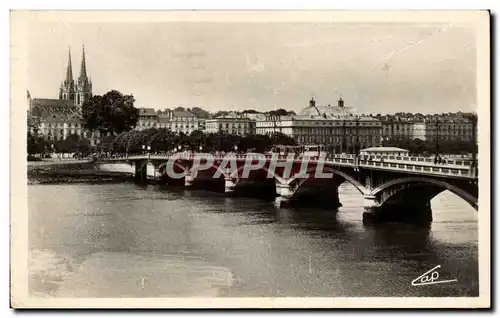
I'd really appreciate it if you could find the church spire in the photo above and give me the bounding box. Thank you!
[79,45,87,79]
[75,45,92,107]
[65,47,73,83]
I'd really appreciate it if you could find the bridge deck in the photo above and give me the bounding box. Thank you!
[99,153,477,179]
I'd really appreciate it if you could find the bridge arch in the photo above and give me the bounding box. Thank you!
[286,166,369,196]
[157,161,188,175]
[372,177,478,210]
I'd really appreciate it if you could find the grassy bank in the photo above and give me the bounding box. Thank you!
[28,161,134,185]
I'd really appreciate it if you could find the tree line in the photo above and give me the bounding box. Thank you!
[100,129,297,154]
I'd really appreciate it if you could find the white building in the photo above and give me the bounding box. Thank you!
[204,113,255,136]
[136,108,158,130]
[136,108,202,135]
[157,109,201,135]
[255,98,383,152]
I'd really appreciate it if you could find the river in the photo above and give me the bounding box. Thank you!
[28,182,478,298]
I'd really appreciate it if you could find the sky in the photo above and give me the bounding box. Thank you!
[26,20,477,114]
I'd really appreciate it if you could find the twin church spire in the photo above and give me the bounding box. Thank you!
[60,46,92,107]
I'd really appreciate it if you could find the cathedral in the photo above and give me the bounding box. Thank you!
[28,46,100,145]
[58,46,92,106]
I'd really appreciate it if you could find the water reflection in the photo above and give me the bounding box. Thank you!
[28,182,478,298]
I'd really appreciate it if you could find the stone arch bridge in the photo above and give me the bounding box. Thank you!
[99,153,478,224]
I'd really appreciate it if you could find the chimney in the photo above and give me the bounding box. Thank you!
[338,98,344,107]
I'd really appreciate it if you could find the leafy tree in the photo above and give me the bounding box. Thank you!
[241,109,259,114]
[77,138,92,156]
[111,132,129,154]
[150,128,176,152]
[125,130,144,154]
[82,90,139,136]
[189,107,210,118]
[212,110,230,118]
[265,108,297,117]
[60,134,80,153]
[27,132,46,155]
[270,132,297,146]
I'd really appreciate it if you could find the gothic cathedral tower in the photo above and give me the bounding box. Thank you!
[75,46,92,107]
[59,48,75,101]
[58,46,92,107]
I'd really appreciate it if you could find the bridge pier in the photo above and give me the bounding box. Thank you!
[184,172,194,187]
[379,197,433,225]
[274,183,293,208]
[224,176,237,195]
[362,194,380,224]
[134,160,147,183]
[362,193,433,225]
[146,162,157,183]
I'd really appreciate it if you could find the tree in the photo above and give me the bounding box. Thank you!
[82,90,139,136]
[241,109,259,114]
[60,134,80,153]
[150,128,176,152]
[271,132,297,146]
[212,110,230,118]
[189,107,210,118]
[27,132,46,155]
[111,132,129,154]
[266,108,297,117]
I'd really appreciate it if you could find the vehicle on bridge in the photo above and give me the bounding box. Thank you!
[272,144,327,158]
[360,146,410,157]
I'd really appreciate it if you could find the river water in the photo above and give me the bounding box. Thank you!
[28,182,478,298]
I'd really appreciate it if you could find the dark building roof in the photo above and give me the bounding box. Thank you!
[30,98,81,123]
[158,114,171,122]
[172,110,196,117]
[31,98,75,108]
[139,108,157,116]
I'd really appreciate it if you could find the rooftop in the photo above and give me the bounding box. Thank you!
[31,98,75,108]
[172,110,196,117]
[139,108,156,116]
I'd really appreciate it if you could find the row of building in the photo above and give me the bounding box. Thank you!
[27,47,477,150]
[135,97,476,148]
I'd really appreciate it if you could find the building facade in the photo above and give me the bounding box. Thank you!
[28,46,100,145]
[379,115,415,141]
[137,109,202,134]
[255,98,383,151]
[164,109,201,134]
[204,113,255,136]
[414,117,475,142]
[136,108,158,130]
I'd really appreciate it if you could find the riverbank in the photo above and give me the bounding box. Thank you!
[28,160,135,185]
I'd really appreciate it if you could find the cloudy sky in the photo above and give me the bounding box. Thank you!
[27,19,477,114]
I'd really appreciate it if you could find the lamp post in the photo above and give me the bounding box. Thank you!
[390,116,395,142]
[355,115,360,156]
[435,117,440,161]
[466,113,477,173]
[341,119,346,154]
[142,144,145,154]
[178,145,182,152]
[234,145,238,153]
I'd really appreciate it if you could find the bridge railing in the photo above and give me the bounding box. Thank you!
[105,153,474,166]
[101,153,477,178]
[358,159,477,178]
